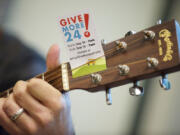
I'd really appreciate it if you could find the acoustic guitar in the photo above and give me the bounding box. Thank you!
[0,19,180,105]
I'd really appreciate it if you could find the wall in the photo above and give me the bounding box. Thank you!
[137,1,180,134]
[2,0,166,134]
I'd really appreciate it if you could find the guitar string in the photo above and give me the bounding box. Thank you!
[70,58,148,83]
[0,76,63,97]
[38,35,145,78]
[0,68,63,97]
[103,36,144,55]
[35,34,146,81]
[46,35,145,76]
[0,56,147,97]
[50,36,146,76]
[10,35,147,85]
[0,57,147,97]
[0,34,149,97]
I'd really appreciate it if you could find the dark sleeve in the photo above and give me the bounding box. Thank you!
[0,32,46,134]
[0,32,46,91]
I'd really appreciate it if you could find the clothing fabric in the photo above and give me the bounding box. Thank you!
[0,31,46,135]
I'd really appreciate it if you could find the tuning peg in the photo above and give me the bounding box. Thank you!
[129,81,144,96]
[156,19,162,24]
[146,57,159,68]
[118,64,130,75]
[115,41,127,51]
[105,88,112,105]
[144,30,155,40]
[125,30,136,37]
[159,74,171,90]
[91,73,102,84]
[101,39,107,46]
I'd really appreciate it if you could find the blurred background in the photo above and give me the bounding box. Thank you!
[0,0,180,135]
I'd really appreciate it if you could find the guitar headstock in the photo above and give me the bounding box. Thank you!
[1,20,180,103]
[68,19,180,98]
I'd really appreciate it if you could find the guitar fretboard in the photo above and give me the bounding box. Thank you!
[0,65,63,97]
[1,20,179,97]
[0,33,157,97]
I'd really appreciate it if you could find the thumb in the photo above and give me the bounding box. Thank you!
[46,44,60,71]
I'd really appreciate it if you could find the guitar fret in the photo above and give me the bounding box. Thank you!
[61,63,70,91]
[0,88,13,97]
[51,79,62,86]
[1,20,179,97]
[0,65,63,98]
[48,82,62,91]
[42,73,45,80]
[48,75,62,84]
[44,70,61,81]
[45,65,61,76]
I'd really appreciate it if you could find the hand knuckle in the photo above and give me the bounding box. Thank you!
[51,98,66,112]
[27,124,38,134]
[38,112,53,126]
[34,106,46,114]
[57,101,66,112]
[14,89,25,100]
[28,78,41,88]
[2,99,11,113]
[13,81,26,98]
[14,80,24,89]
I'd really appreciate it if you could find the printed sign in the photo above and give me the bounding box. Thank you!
[58,10,106,78]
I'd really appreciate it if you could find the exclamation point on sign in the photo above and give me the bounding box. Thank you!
[84,14,90,38]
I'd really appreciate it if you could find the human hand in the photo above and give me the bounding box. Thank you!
[0,45,74,135]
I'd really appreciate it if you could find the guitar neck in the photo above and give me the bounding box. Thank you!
[0,65,63,97]
[1,19,180,97]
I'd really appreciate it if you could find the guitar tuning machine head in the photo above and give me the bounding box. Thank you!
[129,81,144,96]
[125,30,136,37]
[156,19,162,25]
[91,73,102,84]
[118,64,130,75]
[101,39,107,46]
[144,30,155,40]
[159,74,171,90]
[105,88,112,105]
[146,57,159,68]
[115,41,127,51]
